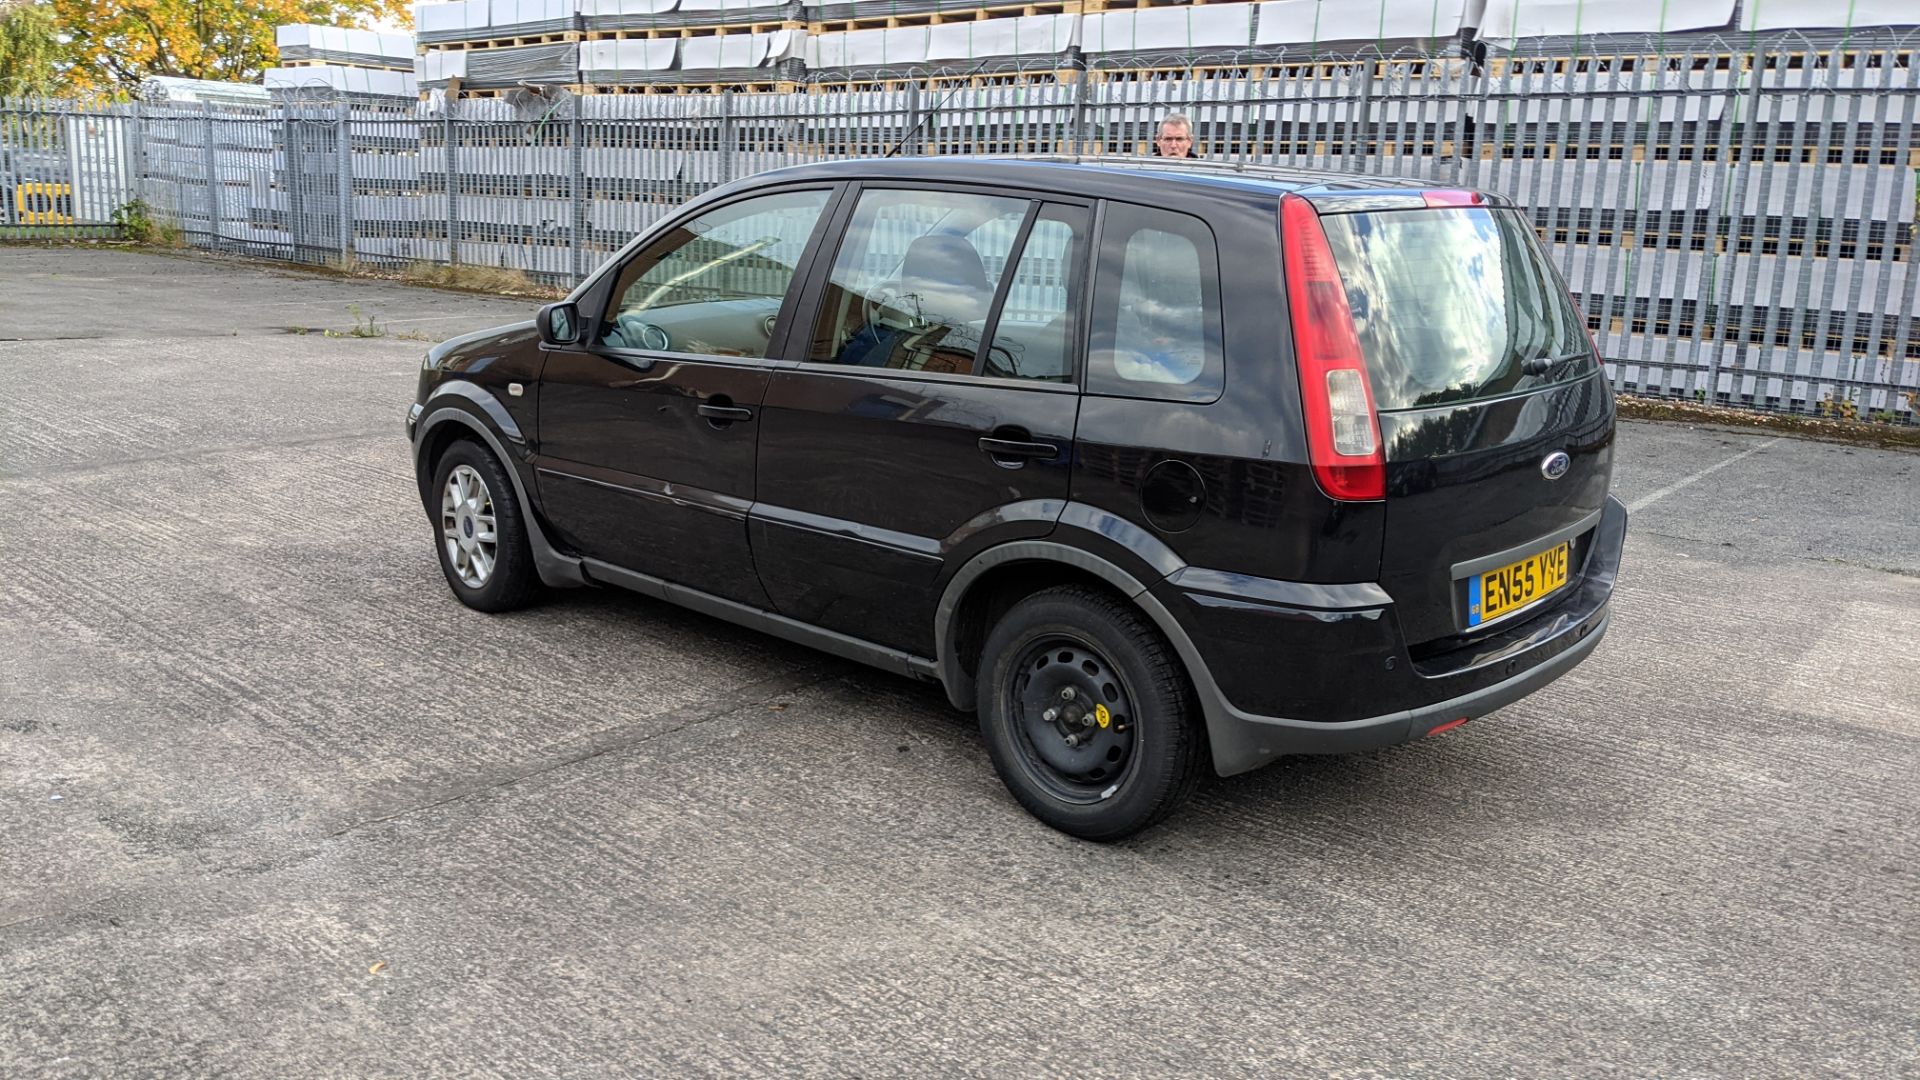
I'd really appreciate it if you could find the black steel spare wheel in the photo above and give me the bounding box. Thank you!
[1011,636,1139,801]
[977,585,1205,841]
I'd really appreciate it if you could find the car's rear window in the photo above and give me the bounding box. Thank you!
[1318,207,1592,411]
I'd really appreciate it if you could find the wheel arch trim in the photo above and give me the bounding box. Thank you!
[934,540,1222,709]
[934,539,1364,778]
[413,405,585,588]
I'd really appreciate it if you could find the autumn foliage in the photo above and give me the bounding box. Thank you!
[2,0,411,96]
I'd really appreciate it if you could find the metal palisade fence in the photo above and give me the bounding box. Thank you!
[2,32,1916,423]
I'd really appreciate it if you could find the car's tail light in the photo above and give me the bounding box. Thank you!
[1280,193,1384,502]
[1420,189,1486,209]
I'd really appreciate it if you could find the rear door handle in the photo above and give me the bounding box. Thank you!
[978,436,1060,463]
[697,403,754,423]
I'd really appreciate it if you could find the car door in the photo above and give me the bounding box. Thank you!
[751,184,1093,656]
[533,185,839,607]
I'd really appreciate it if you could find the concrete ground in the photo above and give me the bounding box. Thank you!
[2,246,1915,1078]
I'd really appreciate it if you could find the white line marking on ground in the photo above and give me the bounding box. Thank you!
[1627,437,1779,513]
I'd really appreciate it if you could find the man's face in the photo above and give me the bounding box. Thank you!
[1155,124,1192,157]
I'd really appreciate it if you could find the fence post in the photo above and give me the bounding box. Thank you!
[1069,68,1088,155]
[202,108,219,246]
[1450,52,1477,186]
[904,83,922,157]
[336,100,353,262]
[570,100,585,285]
[1696,62,1754,406]
[1351,61,1373,171]
[127,102,150,233]
[719,90,734,181]
[445,109,460,267]
[1,103,16,229]
[283,101,302,262]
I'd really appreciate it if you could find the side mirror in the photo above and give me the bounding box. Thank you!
[536,301,580,347]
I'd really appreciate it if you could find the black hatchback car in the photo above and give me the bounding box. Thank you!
[408,157,1625,840]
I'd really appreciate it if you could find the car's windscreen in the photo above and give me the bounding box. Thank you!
[1318,207,1592,411]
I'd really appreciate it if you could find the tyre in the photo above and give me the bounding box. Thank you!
[976,585,1205,841]
[430,439,538,613]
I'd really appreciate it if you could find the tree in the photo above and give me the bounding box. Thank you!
[54,0,411,93]
[0,0,62,98]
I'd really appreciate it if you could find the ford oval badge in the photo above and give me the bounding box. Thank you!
[1541,451,1572,480]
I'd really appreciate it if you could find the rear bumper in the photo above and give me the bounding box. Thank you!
[1154,494,1626,776]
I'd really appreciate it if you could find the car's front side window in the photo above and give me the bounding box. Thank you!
[599,188,832,358]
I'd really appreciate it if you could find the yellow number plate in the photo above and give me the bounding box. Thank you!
[1468,542,1570,627]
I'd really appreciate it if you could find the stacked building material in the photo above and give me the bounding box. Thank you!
[582,0,804,33]
[269,26,419,99]
[417,0,583,43]
[578,31,806,90]
[274,25,418,67]
[418,40,584,91]
[416,0,585,96]
[1077,6,1254,73]
[141,76,274,106]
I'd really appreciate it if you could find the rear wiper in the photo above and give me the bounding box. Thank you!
[1521,351,1586,376]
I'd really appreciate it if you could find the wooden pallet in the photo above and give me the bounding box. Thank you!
[805,68,1074,92]
[810,1,1079,33]
[584,21,804,41]
[1485,48,1916,77]
[571,81,803,95]
[422,30,583,53]
[1086,57,1462,83]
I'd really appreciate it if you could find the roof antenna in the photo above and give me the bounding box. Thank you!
[884,58,996,159]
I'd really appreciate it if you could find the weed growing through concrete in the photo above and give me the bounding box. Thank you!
[111,200,182,247]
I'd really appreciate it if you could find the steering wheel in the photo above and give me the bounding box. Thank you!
[862,281,918,332]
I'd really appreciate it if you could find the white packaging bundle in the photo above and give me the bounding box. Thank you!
[580,0,682,14]
[767,28,805,62]
[926,14,1078,62]
[581,38,679,71]
[416,1,491,33]
[681,31,773,69]
[680,0,784,12]
[1476,0,1734,43]
[419,49,470,82]
[1080,6,1252,55]
[1740,0,1916,30]
[1255,0,1466,46]
[808,25,933,67]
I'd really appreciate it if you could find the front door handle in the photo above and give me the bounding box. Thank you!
[697,403,754,424]
[978,436,1060,466]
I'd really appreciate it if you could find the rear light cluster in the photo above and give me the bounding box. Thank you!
[1279,194,1385,502]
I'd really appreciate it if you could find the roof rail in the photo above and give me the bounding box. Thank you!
[981,152,1439,188]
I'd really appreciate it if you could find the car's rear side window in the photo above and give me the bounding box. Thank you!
[1318,207,1593,411]
[982,205,1089,384]
[1087,203,1224,402]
